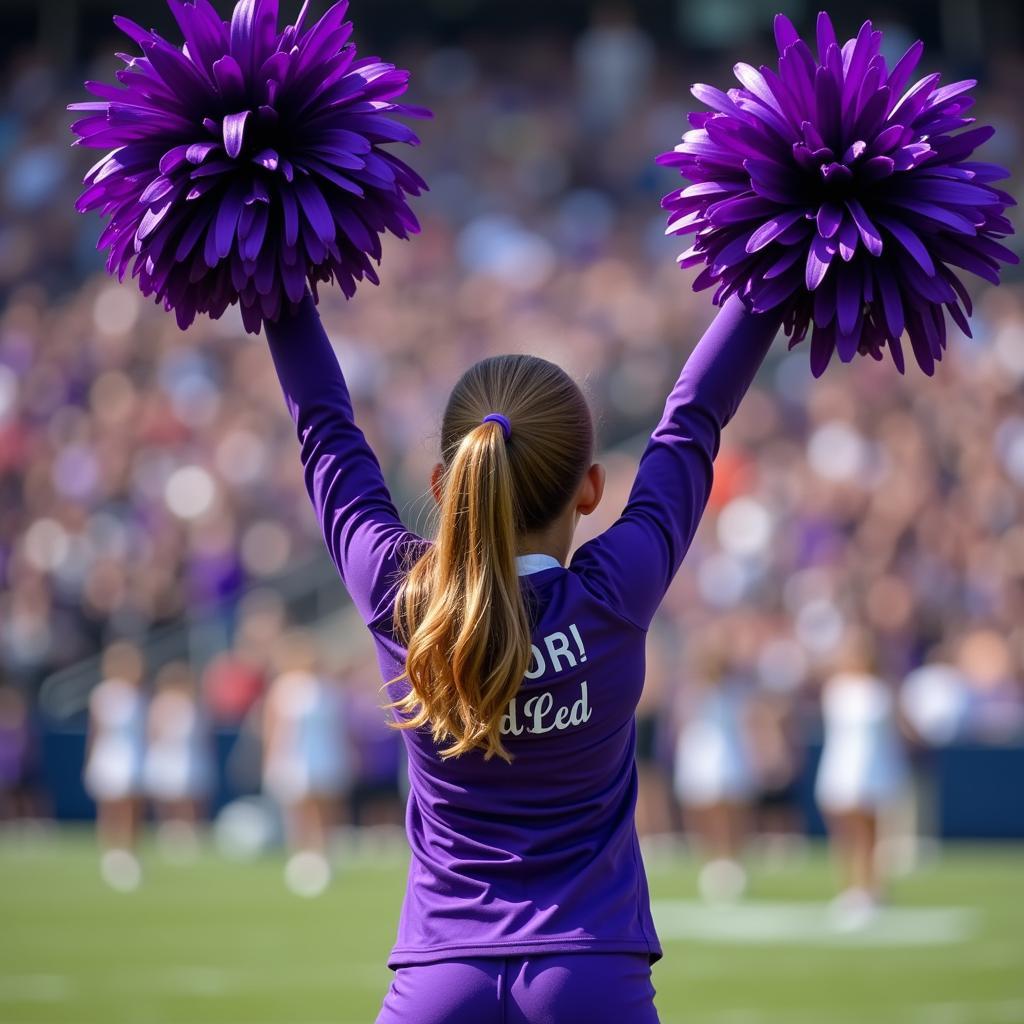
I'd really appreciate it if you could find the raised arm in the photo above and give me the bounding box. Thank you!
[571,296,782,630]
[264,292,423,627]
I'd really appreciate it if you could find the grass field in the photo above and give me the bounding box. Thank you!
[1,832,1022,1024]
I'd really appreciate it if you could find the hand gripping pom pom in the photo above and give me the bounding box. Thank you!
[70,0,431,334]
[658,11,1018,376]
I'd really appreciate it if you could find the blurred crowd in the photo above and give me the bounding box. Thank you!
[1,5,1024,839]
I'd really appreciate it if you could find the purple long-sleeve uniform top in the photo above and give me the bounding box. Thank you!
[265,293,779,968]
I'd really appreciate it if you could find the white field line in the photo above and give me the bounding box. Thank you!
[656,998,1024,1024]
[0,963,387,1002]
[651,899,980,946]
[0,974,72,1002]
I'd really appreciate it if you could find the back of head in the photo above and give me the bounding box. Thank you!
[273,629,320,679]
[153,661,196,697]
[830,625,879,678]
[101,641,144,688]
[394,355,593,762]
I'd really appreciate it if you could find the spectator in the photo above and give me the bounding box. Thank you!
[815,629,910,927]
[673,633,756,903]
[0,683,41,821]
[83,641,146,892]
[143,661,214,861]
[262,631,350,898]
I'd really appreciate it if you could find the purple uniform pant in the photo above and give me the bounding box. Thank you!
[376,953,659,1024]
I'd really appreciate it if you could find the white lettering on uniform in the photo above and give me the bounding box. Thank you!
[524,645,545,680]
[523,691,554,733]
[568,622,587,663]
[500,682,592,737]
[497,624,593,740]
[544,632,576,673]
[501,699,524,736]
[570,682,592,726]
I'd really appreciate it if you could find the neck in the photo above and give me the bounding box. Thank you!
[517,513,576,566]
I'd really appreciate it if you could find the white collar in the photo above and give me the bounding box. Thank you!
[516,553,563,576]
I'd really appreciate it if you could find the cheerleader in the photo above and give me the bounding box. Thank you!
[0,685,36,821]
[674,641,755,902]
[262,630,349,898]
[815,629,909,923]
[748,687,804,847]
[143,662,213,860]
[83,642,147,891]
[262,291,780,1022]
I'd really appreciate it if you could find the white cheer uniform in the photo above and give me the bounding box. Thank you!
[84,678,146,801]
[144,690,214,801]
[263,672,348,804]
[815,672,909,813]
[674,680,754,807]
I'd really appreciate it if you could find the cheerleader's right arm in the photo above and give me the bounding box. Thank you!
[572,296,781,630]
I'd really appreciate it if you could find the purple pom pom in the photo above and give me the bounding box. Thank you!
[659,11,1018,375]
[70,0,431,334]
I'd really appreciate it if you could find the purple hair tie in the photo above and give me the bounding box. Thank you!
[482,413,512,442]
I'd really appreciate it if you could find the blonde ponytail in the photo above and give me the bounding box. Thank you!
[393,421,530,761]
[392,355,593,763]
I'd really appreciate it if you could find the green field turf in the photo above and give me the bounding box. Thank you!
[1,832,1022,1024]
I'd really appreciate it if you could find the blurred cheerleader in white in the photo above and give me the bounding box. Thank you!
[144,661,214,861]
[674,639,755,902]
[816,628,910,925]
[84,642,147,891]
[263,630,350,897]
